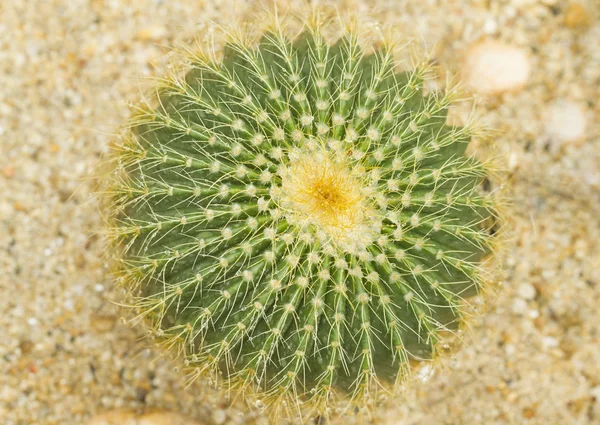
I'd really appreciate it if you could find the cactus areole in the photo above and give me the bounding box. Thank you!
[106,15,500,417]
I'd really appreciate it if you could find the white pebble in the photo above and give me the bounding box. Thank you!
[541,336,559,350]
[512,298,528,314]
[212,410,226,425]
[545,100,587,144]
[463,40,530,95]
[518,283,536,301]
[136,25,168,42]
[482,17,498,34]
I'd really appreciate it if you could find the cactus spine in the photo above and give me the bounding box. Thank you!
[104,11,502,420]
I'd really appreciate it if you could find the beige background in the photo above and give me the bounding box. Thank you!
[1,0,599,424]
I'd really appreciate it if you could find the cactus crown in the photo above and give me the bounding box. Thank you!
[104,11,501,420]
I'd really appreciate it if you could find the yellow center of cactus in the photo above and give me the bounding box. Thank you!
[280,148,377,251]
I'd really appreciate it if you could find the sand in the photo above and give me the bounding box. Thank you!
[1,0,599,424]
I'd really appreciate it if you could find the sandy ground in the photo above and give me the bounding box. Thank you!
[1,0,599,424]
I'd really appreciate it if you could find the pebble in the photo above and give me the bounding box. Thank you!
[2,165,15,178]
[138,411,202,425]
[91,314,117,333]
[212,409,227,425]
[86,409,203,425]
[512,298,528,315]
[462,40,531,95]
[86,409,136,425]
[545,99,588,144]
[541,336,559,350]
[483,17,498,35]
[518,283,537,301]
[564,3,591,29]
[136,26,168,42]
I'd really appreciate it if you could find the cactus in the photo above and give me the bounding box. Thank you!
[103,11,502,420]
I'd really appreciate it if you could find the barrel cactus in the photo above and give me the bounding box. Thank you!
[103,11,502,420]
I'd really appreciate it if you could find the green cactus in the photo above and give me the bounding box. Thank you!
[103,11,502,420]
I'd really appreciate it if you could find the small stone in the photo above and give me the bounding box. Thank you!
[518,283,536,300]
[86,409,137,425]
[138,411,203,425]
[463,40,530,95]
[522,406,536,419]
[13,201,27,212]
[86,409,202,425]
[564,3,591,29]
[512,298,528,314]
[135,385,149,403]
[541,336,559,351]
[74,252,87,269]
[2,165,15,178]
[136,26,168,42]
[90,314,117,333]
[70,401,86,415]
[545,99,587,144]
[568,397,591,414]
[18,339,34,355]
[482,17,498,34]
[212,410,226,425]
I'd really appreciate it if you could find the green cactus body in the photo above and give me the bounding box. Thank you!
[106,14,500,418]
